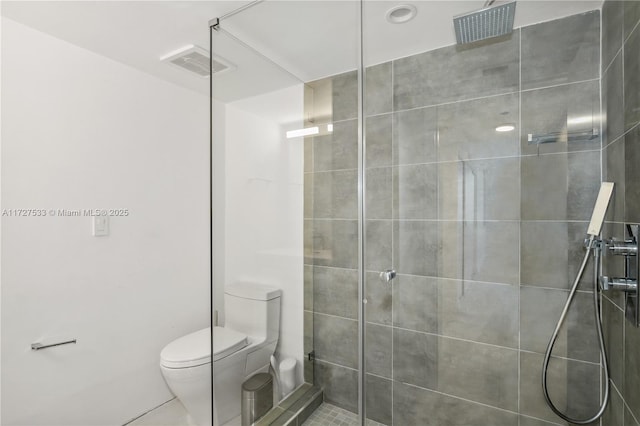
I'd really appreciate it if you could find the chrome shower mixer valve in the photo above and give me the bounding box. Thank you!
[598,224,640,328]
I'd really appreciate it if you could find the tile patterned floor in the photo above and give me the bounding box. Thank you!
[125,399,191,426]
[125,399,244,426]
[302,403,385,426]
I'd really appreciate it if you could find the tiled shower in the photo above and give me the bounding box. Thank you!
[601,1,640,425]
[305,6,640,426]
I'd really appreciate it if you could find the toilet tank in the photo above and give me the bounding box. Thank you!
[224,282,281,343]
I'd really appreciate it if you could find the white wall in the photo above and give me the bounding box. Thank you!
[212,99,226,325]
[219,85,305,386]
[1,18,210,425]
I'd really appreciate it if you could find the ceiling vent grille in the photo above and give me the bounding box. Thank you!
[160,45,235,77]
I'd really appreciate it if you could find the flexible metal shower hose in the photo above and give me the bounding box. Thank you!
[542,234,609,424]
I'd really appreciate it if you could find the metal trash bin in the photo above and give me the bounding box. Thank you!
[241,373,273,426]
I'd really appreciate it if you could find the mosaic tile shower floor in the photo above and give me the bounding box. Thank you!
[302,403,385,426]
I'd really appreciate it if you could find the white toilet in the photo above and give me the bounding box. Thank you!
[160,282,282,426]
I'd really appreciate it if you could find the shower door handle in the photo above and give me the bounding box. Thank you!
[379,269,396,283]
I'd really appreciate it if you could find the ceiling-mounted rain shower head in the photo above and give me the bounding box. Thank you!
[453,1,517,45]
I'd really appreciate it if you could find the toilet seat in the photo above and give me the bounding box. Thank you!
[160,326,248,369]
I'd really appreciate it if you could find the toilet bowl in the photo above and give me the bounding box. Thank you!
[160,282,281,426]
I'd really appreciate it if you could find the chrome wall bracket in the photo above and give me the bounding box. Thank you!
[601,224,640,327]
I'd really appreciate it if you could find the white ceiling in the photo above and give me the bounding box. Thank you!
[2,0,603,103]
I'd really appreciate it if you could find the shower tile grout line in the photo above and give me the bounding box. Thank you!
[314,358,359,372]
[399,381,524,417]
[356,76,601,119]
[389,53,395,426]
[307,218,595,223]
[602,41,622,76]
[518,348,602,366]
[602,120,640,151]
[364,370,391,382]
[602,293,625,312]
[519,284,598,294]
[625,10,640,47]
[309,264,599,292]
[315,308,602,366]
[519,413,565,426]
[305,147,603,176]
[611,375,640,426]
[625,398,640,426]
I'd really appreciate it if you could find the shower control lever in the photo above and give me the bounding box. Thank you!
[379,269,396,283]
[602,224,640,327]
[605,239,638,256]
[599,276,638,292]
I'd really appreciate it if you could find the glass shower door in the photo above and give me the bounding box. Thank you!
[294,0,364,418]
[209,2,363,424]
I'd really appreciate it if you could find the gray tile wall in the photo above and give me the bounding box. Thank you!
[601,2,640,426]
[305,8,609,426]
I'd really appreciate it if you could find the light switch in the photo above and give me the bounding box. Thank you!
[92,215,109,237]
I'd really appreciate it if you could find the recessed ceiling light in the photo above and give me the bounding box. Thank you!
[496,124,515,132]
[386,5,417,24]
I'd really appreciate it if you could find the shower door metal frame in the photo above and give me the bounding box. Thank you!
[209,22,215,423]
[356,0,366,424]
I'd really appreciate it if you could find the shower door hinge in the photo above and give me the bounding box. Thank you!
[379,269,397,283]
[308,351,315,362]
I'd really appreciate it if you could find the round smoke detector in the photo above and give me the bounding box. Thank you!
[386,4,417,24]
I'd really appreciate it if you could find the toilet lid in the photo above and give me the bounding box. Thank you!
[160,327,248,369]
[213,326,249,361]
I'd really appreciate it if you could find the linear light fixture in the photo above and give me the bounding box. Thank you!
[567,115,593,125]
[286,127,319,139]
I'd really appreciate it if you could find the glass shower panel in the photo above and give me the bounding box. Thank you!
[362,1,602,425]
[209,22,305,426]
[210,2,361,424]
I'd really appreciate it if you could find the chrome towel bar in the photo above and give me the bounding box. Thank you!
[31,339,77,350]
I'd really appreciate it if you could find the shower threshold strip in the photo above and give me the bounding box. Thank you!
[255,383,323,425]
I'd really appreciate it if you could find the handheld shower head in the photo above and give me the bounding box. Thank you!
[587,182,614,237]
[542,182,616,424]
